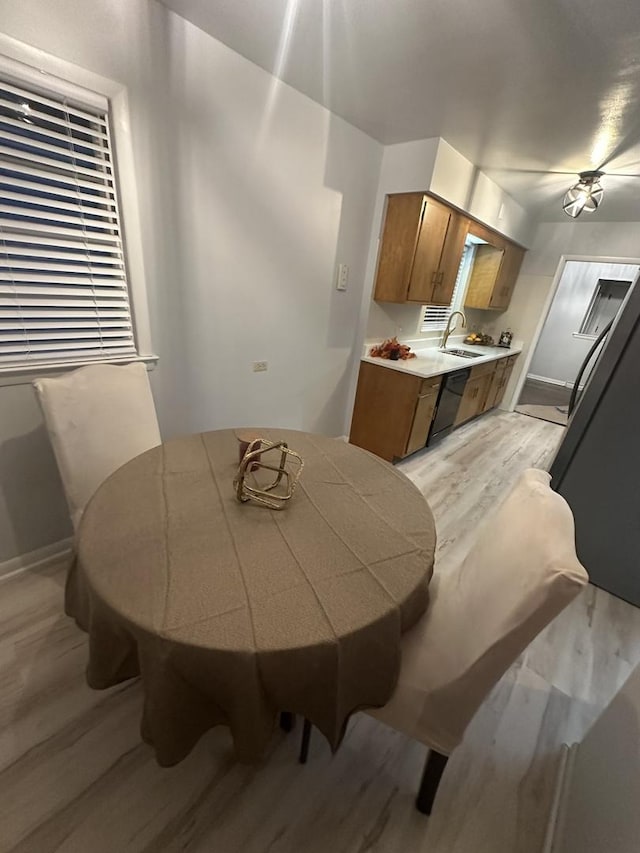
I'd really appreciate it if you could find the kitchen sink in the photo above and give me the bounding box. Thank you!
[441,348,484,359]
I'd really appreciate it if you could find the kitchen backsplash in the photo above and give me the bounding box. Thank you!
[366,300,512,346]
[366,300,432,341]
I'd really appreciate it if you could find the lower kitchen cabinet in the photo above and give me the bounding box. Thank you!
[483,359,507,413]
[454,361,495,426]
[349,353,520,461]
[484,353,518,411]
[349,362,441,462]
[405,381,441,455]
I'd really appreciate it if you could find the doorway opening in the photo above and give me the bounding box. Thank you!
[515,259,640,426]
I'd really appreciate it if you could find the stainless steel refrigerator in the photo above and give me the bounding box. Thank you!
[550,271,640,608]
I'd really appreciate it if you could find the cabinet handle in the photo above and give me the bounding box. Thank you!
[432,270,445,294]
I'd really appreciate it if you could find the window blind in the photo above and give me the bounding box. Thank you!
[420,302,452,332]
[420,244,472,332]
[0,75,136,369]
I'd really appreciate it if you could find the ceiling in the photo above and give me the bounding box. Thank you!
[159,0,640,221]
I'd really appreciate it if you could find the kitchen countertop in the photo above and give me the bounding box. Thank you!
[361,340,522,380]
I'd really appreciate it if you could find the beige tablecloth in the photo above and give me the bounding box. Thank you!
[67,429,436,765]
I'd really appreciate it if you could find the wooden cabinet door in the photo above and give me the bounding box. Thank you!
[454,377,481,426]
[490,244,526,310]
[406,197,452,303]
[493,360,517,408]
[349,362,444,461]
[464,244,505,309]
[484,356,518,410]
[455,363,495,425]
[373,193,425,302]
[464,220,526,311]
[474,372,494,417]
[483,361,506,412]
[405,389,439,455]
[349,362,423,461]
[431,212,470,306]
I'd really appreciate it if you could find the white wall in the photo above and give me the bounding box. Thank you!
[477,221,640,409]
[0,0,382,563]
[430,139,533,247]
[163,17,381,437]
[529,261,639,385]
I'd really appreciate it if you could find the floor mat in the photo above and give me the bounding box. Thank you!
[518,379,571,408]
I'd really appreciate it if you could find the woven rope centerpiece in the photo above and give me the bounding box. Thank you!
[233,434,304,509]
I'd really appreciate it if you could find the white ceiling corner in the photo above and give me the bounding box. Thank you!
[159,0,640,222]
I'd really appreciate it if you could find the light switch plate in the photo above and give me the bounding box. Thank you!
[336,263,349,291]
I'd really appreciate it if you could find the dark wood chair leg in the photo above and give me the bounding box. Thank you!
[299,718,312,764]
[279,711,295,732]
[416,750,448,815]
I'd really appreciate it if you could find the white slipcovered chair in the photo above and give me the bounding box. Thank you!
[33,362,161,531]
[299,469,589,815]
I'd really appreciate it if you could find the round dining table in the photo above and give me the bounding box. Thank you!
[66,428,436,765]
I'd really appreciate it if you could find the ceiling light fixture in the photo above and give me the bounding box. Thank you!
[562,170,604,218]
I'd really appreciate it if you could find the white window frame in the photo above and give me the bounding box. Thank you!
[575,277,632,340]
[0,35,156,386]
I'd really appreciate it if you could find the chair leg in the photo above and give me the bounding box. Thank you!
[416,750,448,815]
[299,718,312,764]
[279,711,295,732]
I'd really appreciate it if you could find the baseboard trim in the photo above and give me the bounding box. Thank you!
[527,373,569,388]
[0,537,73,582]
[527,373,585,392]
[543,742,579,853]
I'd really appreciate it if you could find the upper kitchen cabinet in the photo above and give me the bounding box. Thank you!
[373,193,469,306]
[491,242,526,310]
[464,222,526,311]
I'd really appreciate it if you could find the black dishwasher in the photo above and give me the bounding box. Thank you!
[428,368,471,445]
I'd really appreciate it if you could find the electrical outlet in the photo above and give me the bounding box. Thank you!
[336,263,349,291]
[252,361,268,372]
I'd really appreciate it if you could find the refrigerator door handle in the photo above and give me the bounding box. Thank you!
[568,319,614,416]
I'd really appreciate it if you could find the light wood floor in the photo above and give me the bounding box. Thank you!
[3,412,640,853]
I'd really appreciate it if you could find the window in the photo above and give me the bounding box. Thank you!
[579,279,631,337]
[420,243,475,333]
[0,68,138,372]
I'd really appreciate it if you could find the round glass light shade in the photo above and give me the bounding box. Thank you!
[562,176,604,218]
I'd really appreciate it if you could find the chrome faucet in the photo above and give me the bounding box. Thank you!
[440,310,467,350]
